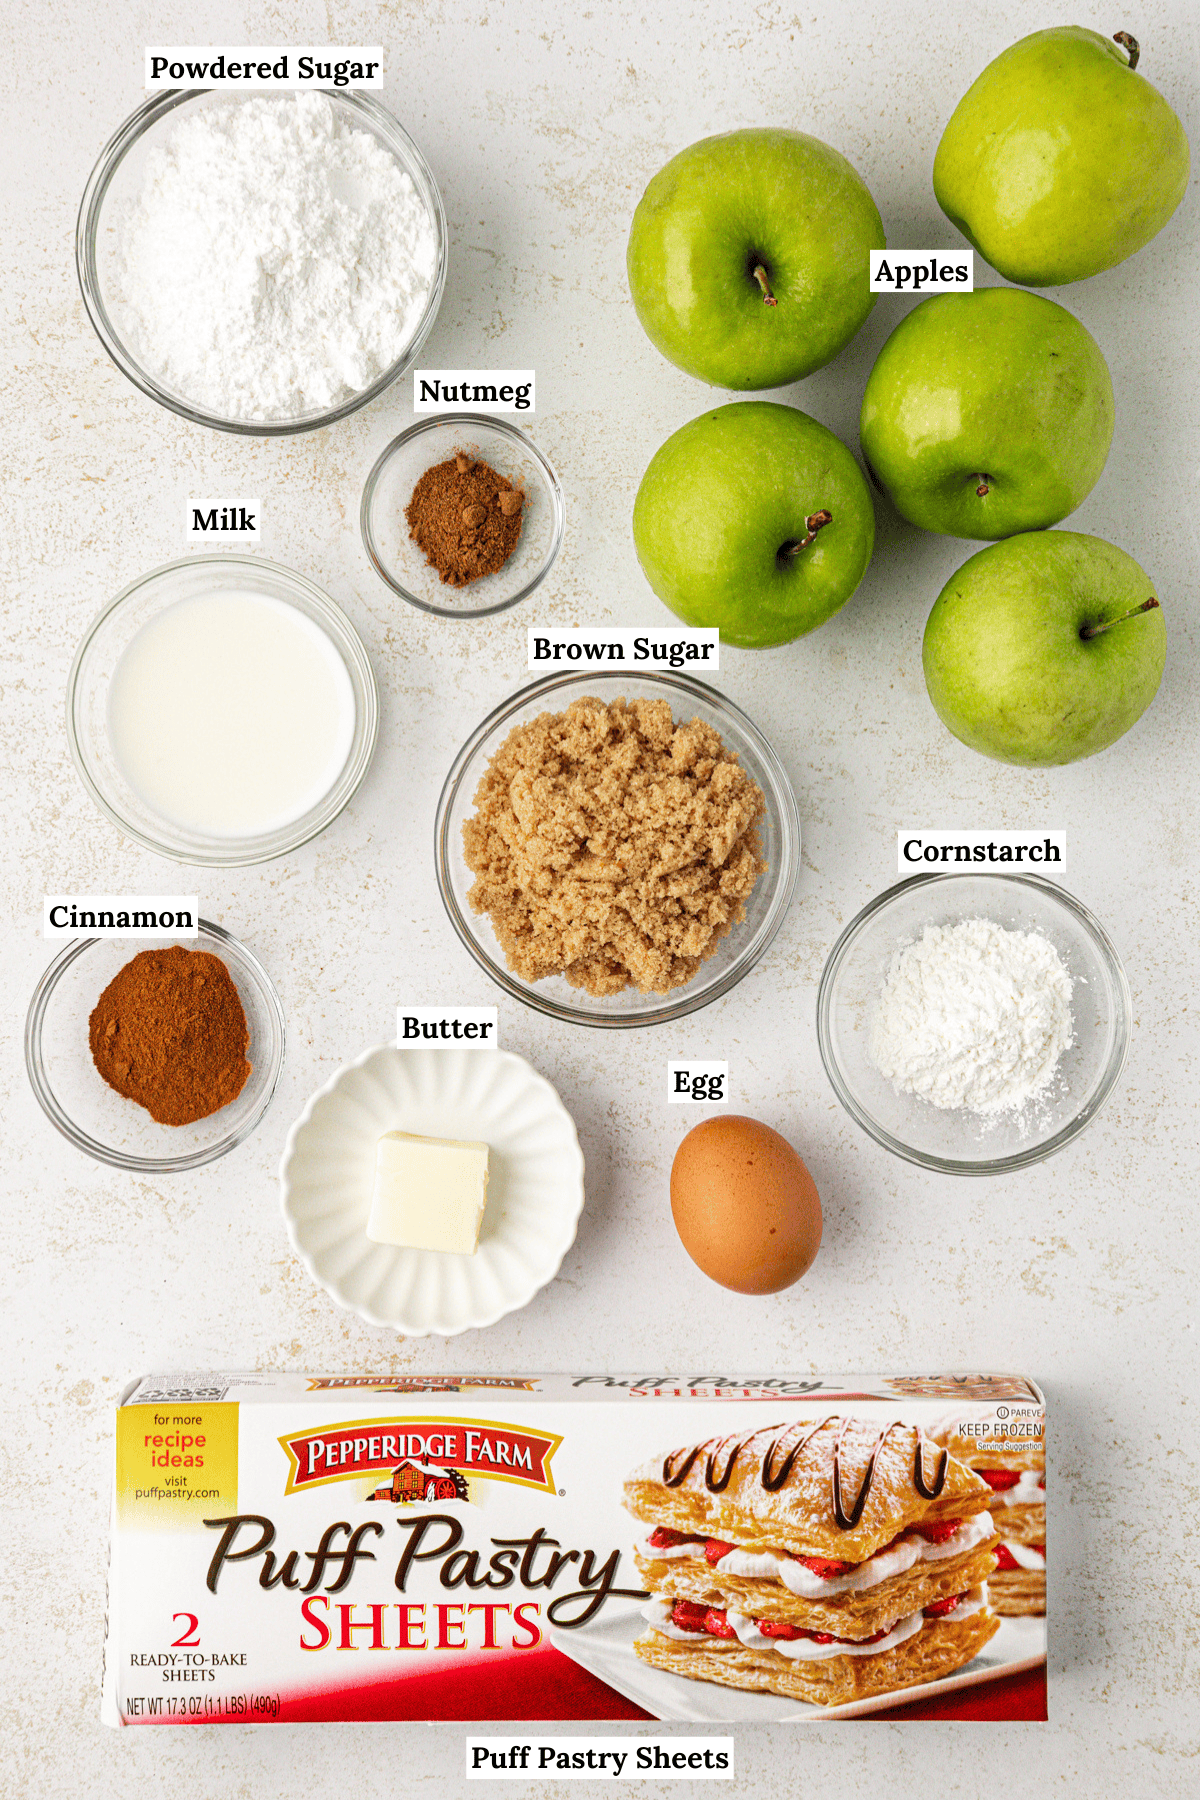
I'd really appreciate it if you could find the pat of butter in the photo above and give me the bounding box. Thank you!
[366,1131,490,1256]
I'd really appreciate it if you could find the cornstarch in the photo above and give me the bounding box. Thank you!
[868,917,1073,1114]
[113,94,438,420]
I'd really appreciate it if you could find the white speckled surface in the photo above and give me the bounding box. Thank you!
[3,0,1198,1791]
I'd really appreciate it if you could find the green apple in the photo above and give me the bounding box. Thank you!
[934,28,1190,287]
[627,129,885,389]
[923,532,1166,765]
[632,401,875,648]
[860,289,1114,539]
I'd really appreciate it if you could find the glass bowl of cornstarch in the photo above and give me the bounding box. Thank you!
[817,873,1131,1174]
[77,90,447,434]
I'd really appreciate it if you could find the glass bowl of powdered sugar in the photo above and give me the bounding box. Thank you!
[817,873,1131,1174]
[77,90,447,434]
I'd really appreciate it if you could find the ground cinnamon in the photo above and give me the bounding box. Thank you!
[89,946,252,1127]
[405,450,524,586]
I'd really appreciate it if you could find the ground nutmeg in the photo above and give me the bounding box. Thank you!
[89,946,252,1127]
[405,450,525,586]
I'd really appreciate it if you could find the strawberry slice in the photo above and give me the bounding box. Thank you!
[914,1517,964,1545]
[755,1620,891,1646]
[787,1531,909,1578]
[870,1531,907,1560]
[977,1468,1022,1491]
[794,1553,857,1580]
[703,1608,737,1640]
[924,1592,964,1618]
[993,1542,1045,1571]
[647,1526,694,1550]
[669,1600,709,1633]
[704,1538,736,1565]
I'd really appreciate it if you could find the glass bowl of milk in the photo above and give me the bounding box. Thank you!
[67,556,378,865]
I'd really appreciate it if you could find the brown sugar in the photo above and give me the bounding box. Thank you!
[405,451,525,586]
[461,696,767,996]
[89,946,252,1127]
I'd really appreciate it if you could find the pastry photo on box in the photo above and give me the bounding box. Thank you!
[625,1416,1002,1708]
[601,1378,1047,1719]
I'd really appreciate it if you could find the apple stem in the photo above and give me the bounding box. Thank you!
[752,264,778,307]
[779,511,833,558]
[973,475,991,497]
[1079,596,1159,639]
[1113,30,1140,70]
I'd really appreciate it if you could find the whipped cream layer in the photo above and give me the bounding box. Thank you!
[986,1470,1046,1508]
[638,1511,996,1599]
[643,1586,990,1664]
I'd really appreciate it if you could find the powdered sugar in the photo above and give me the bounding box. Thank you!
[113,94,438,420]
[868,917,1073,1115]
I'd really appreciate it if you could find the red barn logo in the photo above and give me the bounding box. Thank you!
[277,1415,562,1498]
[367,1460,470,1505]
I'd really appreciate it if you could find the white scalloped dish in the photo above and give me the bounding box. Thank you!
[280,1044,585,1335]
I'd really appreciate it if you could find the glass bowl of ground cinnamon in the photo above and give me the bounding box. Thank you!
[361,414,564,617]
[24,920,285,1171]
[435,670,801,1027]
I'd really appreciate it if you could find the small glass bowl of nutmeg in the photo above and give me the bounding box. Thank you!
[360,414,564,618]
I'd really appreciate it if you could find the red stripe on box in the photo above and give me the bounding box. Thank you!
[867,1663,1047,1721]
[274,1643,654,1723]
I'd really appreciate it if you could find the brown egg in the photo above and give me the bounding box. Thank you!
[670,1115,822,1294]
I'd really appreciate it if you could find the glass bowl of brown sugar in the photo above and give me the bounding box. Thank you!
[435,669,801,1028]
[360,415,564,618]
[24,920,285,1171]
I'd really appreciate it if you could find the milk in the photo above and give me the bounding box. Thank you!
[108,591,356,839]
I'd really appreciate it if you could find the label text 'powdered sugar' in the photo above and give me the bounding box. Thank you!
[145,48,384,88]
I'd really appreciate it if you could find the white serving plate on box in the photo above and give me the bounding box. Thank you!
[549,1602,1046,1723]
[280,1044,584,1336]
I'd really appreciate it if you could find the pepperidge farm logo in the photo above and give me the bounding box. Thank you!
[277,1416,563,1498]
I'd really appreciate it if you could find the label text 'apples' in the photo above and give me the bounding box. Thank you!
[869,252,974,293]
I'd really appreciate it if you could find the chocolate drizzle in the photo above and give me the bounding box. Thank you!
[661,1416,952,1528]
[832,1419,905,1530]
[913,1432,950,1501]
[663,1432,757,1492]
[704,1436,746,1493]
[761,1415,840,1492]
[661,1444,703,1488]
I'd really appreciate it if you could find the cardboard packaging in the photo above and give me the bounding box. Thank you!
[102,1371,1046,1725]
